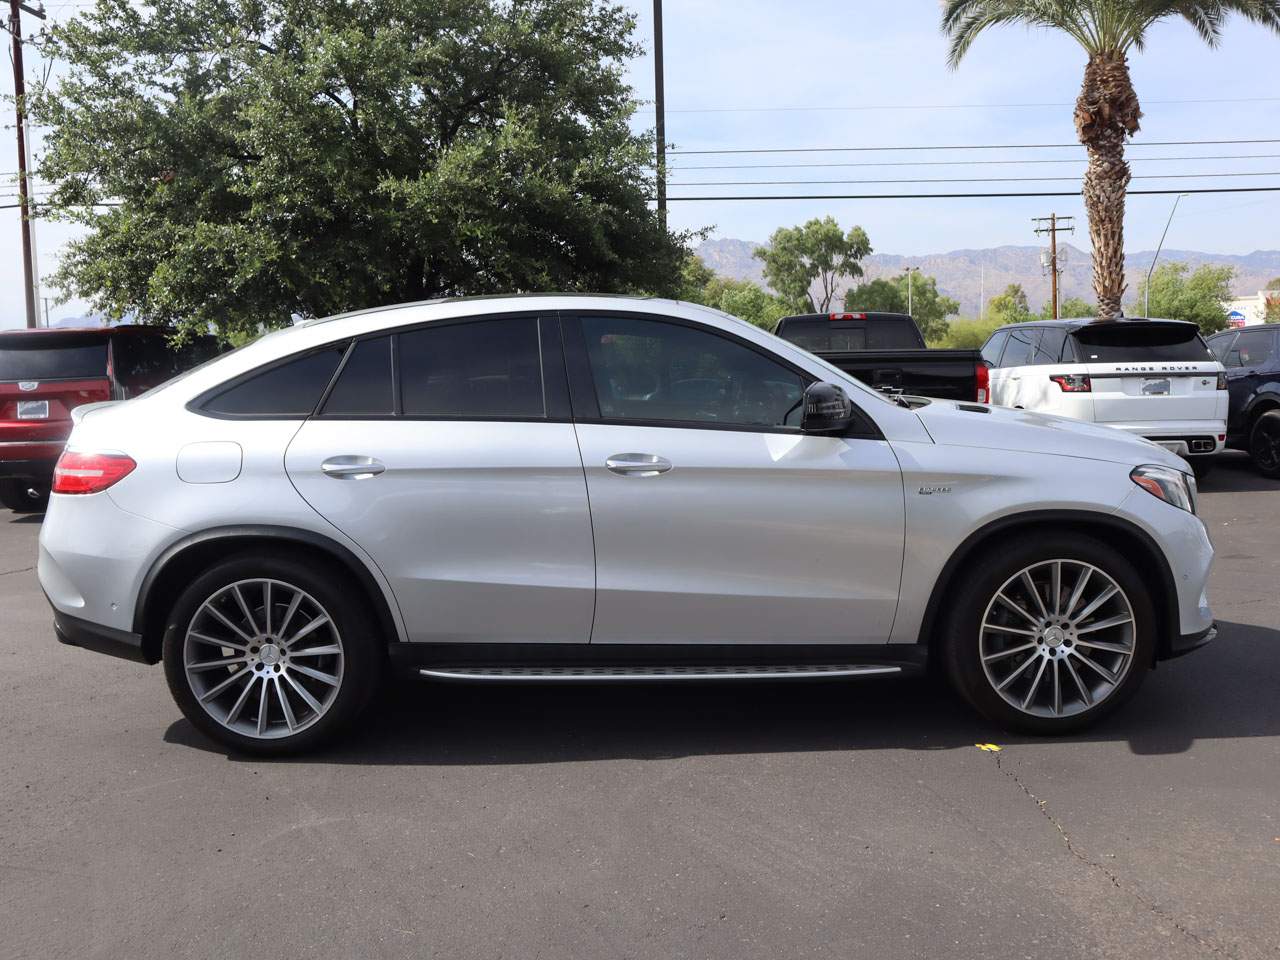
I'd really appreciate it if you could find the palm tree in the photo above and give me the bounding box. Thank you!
[942,1,1280,319]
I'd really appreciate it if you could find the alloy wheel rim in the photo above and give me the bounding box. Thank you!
[1255,421,1280,470]
[979,560,1136,719]
[183,578,344,740]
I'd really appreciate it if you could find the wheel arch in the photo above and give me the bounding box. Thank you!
[133,525,404,664]
[918,510,1180,665]
[1245,392,1280,431]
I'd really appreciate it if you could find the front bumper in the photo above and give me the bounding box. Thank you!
[1164,622,1217,661]
[53,608,152,664]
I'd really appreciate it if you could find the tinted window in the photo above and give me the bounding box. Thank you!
[867,319,923,349]
[981,331,1009,366]
[202,346,346,417]
[1036,327,1068,364]
[779,319,865,352]
[322,336,394,416]
[399,318,544,418]
[1070,324,1212,362]
[0,337,107,380]
[1000,327,1040,367]
[112,333,223,395]
[1225,329,1276,369]
[581,315,805,428]
[1207,332,1237,362]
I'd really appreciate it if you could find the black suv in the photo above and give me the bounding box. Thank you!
[1207,325,1280,478]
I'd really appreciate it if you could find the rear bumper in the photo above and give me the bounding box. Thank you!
[1103,421,1227,457]
[0,455,59,481]
[52,608,152,664]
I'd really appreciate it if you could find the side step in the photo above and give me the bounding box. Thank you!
[419,663,903,682]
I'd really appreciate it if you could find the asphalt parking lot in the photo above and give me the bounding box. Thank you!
[2,455,1278,960]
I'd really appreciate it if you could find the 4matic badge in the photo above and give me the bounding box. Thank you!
[918,484,952,495]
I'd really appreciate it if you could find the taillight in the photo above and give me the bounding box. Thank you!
[52,450,137,495]
[1050,374,1092,393]
[1217,372,1227,390]
[975,362,990,403]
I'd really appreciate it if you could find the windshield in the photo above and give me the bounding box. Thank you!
[0,337,108,380]
[1070,324,1213,363]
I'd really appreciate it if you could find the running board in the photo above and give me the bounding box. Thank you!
[418,663,903,682]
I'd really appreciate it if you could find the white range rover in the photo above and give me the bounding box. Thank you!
[981,318,1228,476]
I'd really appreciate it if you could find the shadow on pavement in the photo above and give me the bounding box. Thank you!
[1196,452,1278,494]
[165,618,1280,765]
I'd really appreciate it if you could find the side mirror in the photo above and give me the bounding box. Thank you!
[801,381,853,434]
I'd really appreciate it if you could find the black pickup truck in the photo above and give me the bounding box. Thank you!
[774,312,986,403]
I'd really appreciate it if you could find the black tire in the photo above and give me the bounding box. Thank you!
[942,534,1156,736]
[162,552,383,755]
[1189,458,1213,481]
[0,479,49,513]
[1249,410,1280,480]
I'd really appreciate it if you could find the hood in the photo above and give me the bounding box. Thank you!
[913,400,1188,471]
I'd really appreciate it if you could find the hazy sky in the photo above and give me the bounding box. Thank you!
[5,0,1280,327]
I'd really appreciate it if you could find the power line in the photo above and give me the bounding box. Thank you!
[662,186,1280,202]
[667,152,1280,171]
[669,170,1280,187]
[635,96,1280,115]
[668,138,1280,156]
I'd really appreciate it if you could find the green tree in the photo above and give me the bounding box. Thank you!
[1038,296,1095,320]
[1134,262,1233,334]
[987,284,1031,324]
[680,259,792,330]
[845,271,958,342]
[942,1,1280,320]
[755,217,872,313]
[1265,278,1280,323]
[31,0,690,340]
[935,317,1005,349]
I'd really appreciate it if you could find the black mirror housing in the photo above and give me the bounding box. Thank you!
[801,381,853,434]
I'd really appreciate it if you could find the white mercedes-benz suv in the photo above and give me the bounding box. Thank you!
[39,296,1216,753]
[981,317,1228,476]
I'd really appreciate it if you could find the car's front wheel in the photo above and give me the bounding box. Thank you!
[943,535,1155,735]
[162,553,381,754]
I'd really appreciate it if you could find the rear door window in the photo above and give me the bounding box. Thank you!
[398,317,544,418]
[0,337,108,380]
[321,336,395,416]
[1207,332,1237,362]
[1070,324,1213,363]
[1225,329,1276,369]
[999,327,1040,367]
[201,346,347,417]
[1035,327,1068,364]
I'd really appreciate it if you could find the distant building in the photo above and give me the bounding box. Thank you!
[1223,291,1278,327]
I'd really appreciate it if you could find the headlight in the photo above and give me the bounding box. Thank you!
[1130,464,1195,514]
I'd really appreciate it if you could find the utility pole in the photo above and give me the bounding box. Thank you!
[8,0,45,329]
[1033,213,1074,320]
[904,266,920,316]
[652,0,666,222]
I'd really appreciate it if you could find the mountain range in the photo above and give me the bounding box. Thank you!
[696,238,1280,316]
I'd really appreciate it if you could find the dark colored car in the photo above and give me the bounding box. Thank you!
[773,312,987,403]
[0,326,223,512]
[1206,325,1280,478]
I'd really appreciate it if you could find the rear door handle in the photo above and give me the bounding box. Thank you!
[606,453,672,477]
[321,455,386,479]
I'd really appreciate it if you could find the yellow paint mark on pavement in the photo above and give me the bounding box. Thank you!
[975,743,1002,752]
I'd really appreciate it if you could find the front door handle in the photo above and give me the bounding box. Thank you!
[321,455,386,479]
[606,453,672,477]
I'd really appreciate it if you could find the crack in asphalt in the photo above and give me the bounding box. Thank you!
[991,752,1238,959]
[0,566,34,577]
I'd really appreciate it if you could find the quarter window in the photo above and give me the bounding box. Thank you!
[202,346,346,417]
[579,315,805,428]
[399,317,544,418]
[981,331,1009,367]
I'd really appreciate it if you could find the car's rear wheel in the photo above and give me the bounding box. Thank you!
[162,553,381,754]
[0,479,49,513]
[1249,410,1280,479]
[943,536,1155,735]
